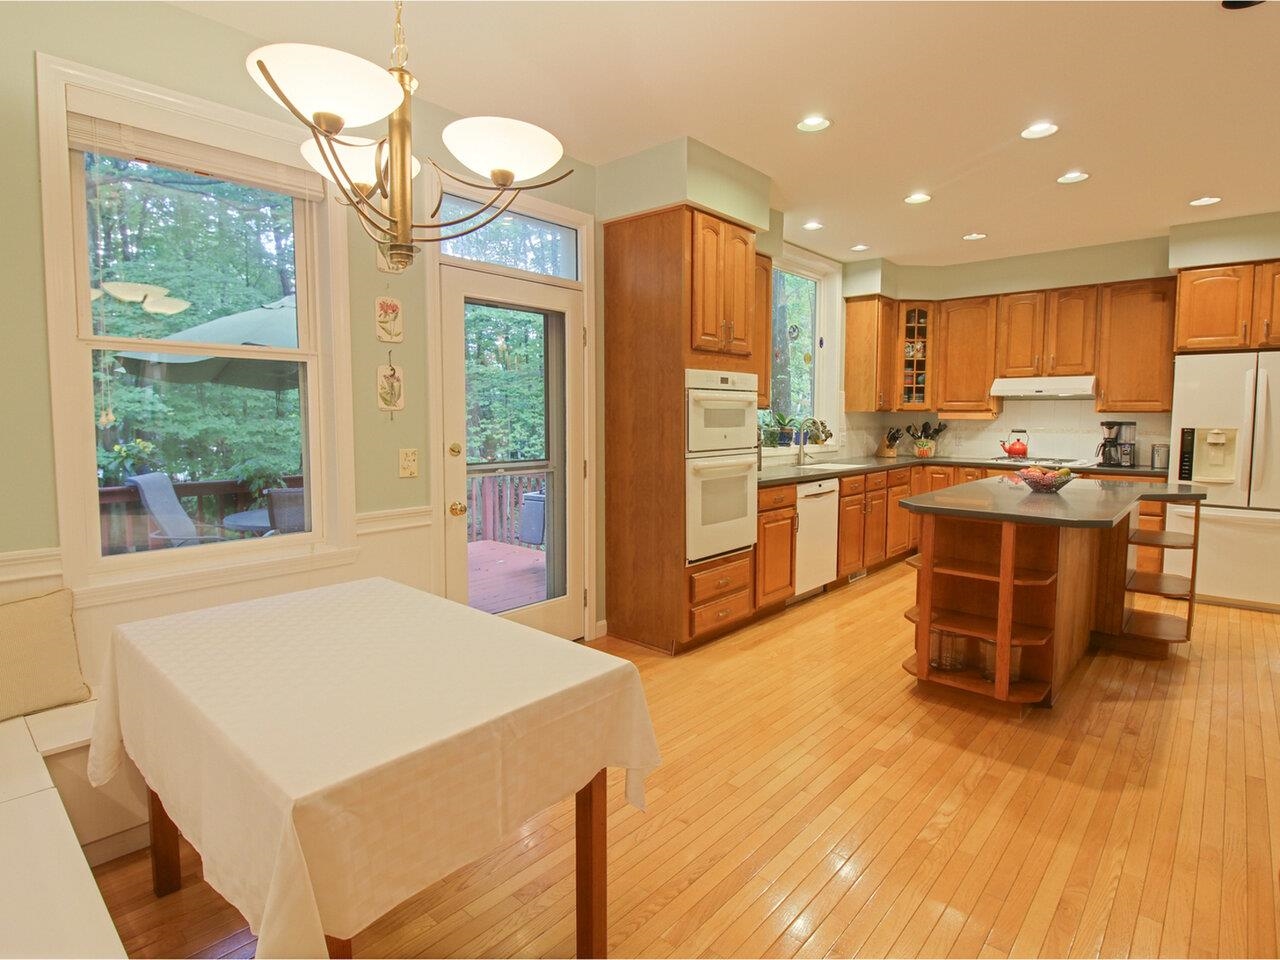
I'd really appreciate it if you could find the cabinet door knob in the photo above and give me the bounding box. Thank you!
[1049,353,1055,370]
[715,576,730,588]
[717,609,729,620]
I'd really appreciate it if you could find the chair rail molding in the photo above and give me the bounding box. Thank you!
[0,548,63,585]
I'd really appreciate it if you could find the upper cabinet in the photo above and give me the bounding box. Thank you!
[935,296,1000,417]
[1256,262,1280,349]
[1044,286,1098,376]
[896,301,934,410]
[994,287,1097,378]
[995,292,1045,377]
[844,295,898,412]
[690,210,756,356]
[1175,264,1254,352]
[1097,278,1175,412]
[753,254,773,407]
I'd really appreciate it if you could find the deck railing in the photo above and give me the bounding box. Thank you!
[466,470,547,550]
[98,474,303,554]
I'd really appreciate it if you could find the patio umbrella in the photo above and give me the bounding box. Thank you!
[116,295,300,391]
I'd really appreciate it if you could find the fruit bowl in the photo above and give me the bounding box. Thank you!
[1016,467,1074,493]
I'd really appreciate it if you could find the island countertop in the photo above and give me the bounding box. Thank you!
[900,476,1206,528]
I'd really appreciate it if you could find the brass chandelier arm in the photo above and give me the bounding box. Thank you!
[428,157,576,194]
[413,189,522,243]
[410,186,509,230]
[308,129,397,241]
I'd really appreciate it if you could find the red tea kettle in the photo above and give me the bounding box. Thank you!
[999,430,1029,458]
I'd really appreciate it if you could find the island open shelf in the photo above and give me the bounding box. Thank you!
[900,476,1206,710]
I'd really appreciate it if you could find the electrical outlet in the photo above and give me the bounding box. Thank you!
[398,448,419,478]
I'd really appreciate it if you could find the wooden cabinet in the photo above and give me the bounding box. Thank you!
[690,210,756,356]
[1097,278,1176,412]
[685,552,754,644]
[1176,264,1254,352]
[1253,262,1280,348]
[910,466,928,546]
[896,302,934,410]
[863,488,888,566]
[957,466,984,483]
[887,482,912,558]
[756,505,797,607]
[844,296,898,412]
[837,492,866,577]
[935,297,999,417]
[1044,286,1098,376]
[996,292,1045,378]
[923,465,955,491]
[752,254,773,407]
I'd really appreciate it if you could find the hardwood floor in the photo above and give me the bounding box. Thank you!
[92,562,1280,958]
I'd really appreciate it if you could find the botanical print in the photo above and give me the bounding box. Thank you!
[377,363,405,412]
[375,296,403,342]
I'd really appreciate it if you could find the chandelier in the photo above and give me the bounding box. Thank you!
[246,1,571,271]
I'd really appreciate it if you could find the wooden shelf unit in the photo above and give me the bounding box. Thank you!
[904,605,1052,647]
[905,553,1057,586]
[1113,498,1201,650]
[1127,528,1195,550]
[901,657,1052,704]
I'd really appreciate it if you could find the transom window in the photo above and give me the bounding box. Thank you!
[77,150,314,556]
[439,193,579,280]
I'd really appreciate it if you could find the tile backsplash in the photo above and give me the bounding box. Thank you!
[843,400,1172,468]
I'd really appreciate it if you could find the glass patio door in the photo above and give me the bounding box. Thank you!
[440,265,584,639]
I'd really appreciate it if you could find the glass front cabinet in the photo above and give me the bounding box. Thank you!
[897,301,933,410]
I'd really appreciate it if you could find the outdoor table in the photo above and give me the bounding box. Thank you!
[87,578,660,958]
[221,507,272,535]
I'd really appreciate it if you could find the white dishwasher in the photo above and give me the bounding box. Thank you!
[794,479,839,596]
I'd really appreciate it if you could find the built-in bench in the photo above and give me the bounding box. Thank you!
[0,707,127,958]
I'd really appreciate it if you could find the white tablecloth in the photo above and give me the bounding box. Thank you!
[88,578,660,957]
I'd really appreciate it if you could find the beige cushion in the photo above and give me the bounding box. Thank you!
[0,589,91,723]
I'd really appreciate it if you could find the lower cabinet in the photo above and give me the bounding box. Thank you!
[887,482,912,557]
[864,487,888,566]
[957,466,984,483]
[685,551,754,645]
[838,492,866,577]
[756,505,798,607]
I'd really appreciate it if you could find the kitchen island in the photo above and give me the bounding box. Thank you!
[900,476,1205,710]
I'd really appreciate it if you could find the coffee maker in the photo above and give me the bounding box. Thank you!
[1099,420,1138,467]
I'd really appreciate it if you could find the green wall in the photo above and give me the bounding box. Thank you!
[1168,212,1280,270]
[0,1,593,550]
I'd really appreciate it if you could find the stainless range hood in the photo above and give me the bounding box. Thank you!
[990,375,1096,399]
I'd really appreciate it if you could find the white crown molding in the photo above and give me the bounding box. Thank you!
[355,506,434,536]
[0,548,62,584]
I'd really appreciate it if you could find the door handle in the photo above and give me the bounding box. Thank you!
[448,442,462,457]
[449,501,468,517]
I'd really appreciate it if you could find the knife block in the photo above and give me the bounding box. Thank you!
[875,438,899,458]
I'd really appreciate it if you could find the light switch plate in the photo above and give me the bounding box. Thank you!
[398,448,419,478]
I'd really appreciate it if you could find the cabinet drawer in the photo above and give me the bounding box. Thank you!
[689,556,752,605]
[887,467,912,487]
[758,485,797,510]
[1139,499,1166,518]
[865,471,888,491]
[839,474,866,496]
[689,588,752,638]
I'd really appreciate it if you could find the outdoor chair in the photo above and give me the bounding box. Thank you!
[266,487,309,535]
[124,473,228,549]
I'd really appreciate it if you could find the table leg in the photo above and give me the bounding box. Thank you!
[148,789,181,898]
[575,768,607,959]
[325,936,353,959]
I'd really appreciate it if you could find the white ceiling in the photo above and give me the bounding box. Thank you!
[179,0,1280,266]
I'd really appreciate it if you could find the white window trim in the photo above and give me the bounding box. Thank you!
[36,55,357,600]
[761,243,844,460]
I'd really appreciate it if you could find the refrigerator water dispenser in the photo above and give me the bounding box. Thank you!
[1188,427,1239,484]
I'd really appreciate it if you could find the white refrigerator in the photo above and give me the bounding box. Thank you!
[1165,352,1280,606]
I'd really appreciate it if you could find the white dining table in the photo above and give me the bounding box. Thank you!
[87,577,660,958]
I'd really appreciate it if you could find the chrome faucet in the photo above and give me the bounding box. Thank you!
[797,417,822,466]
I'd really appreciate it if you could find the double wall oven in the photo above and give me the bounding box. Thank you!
[685,369,759,562]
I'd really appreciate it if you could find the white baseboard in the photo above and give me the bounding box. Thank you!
[594,619,608,639]
[83,823,149,867]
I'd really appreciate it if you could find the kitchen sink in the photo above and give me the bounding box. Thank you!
[796,463,867,471]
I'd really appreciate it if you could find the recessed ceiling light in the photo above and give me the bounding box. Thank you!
[1057,170,1090,184]
[1189,196,1222,206]
[904,192,932,205]
[962,233,987,241]
[796,115,830,132]
[1020,120,1059,140]
[802,220,824,231]
[850,244,870,252]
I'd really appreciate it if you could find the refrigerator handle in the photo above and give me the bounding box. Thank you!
[1243,367,1256,487]
[1256,368,1269,487]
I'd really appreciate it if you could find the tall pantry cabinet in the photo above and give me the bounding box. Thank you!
[604,206,763,655]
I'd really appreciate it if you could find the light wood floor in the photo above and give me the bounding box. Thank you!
[93,562,1280,958]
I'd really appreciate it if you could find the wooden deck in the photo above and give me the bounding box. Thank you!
[467,538,547,614]
[92,561,1280,958]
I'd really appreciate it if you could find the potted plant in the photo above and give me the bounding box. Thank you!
[773,411,798,446]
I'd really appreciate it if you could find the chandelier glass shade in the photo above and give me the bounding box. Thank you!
[245,2,571,271]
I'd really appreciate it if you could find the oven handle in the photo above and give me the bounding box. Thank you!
[689,457,756,477]
[688,389,756,411]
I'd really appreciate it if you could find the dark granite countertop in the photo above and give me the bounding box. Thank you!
[756,455,1167,488]
[899,476,1206,528]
